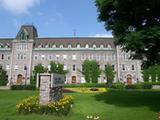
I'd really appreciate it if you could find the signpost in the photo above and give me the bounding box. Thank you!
[39,73,65,105]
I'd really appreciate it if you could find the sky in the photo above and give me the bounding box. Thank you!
[0,0,112,38]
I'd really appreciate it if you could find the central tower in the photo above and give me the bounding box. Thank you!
[9,25,38,85]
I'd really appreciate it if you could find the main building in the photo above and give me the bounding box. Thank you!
[0,25,142,85]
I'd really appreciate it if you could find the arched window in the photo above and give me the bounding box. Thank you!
[100,44,104,48]
[93,44,96,48]
[45,44,49,48]
[38,43,42,48]
[52,44,57,48]
[107,44,112,49]
[85,44,89,48]
[68,43,72,48]
[77,43,81,48]
[60,44,64,48]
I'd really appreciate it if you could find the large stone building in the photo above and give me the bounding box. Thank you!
[0,25,142,85]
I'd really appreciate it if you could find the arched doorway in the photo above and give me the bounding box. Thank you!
[127,74,132,85]
[71,76,76,84]
[17,74,23,84]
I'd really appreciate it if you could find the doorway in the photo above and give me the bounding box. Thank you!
[71,76,76,84]
[17,74,23,84]
[127,74,132,85]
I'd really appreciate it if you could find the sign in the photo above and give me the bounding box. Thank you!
[51,73,65,87]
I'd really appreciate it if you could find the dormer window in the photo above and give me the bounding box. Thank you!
[85,44,89,48]
[52,44,57,48]
[60,44,64,48]
[100,44,104,48]
[93,44,96,48]
[77,44,81,48]
[68,44,72,48]
[107,44,112,49]
[45,44,49,48]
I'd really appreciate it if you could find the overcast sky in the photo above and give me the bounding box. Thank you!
[0,0,112,38]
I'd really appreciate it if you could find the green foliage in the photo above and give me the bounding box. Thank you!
[11,85,36,90]
[142,65,160,82]
[16,95,73,116]
[111,82,125,89]
[32,64,46,82]
[64,83,107,88]
[0,67,8,86]
[49,61,68,75]
[96,0,160,67]
[82,60,101,83]
[104,64,115,87]
[125,83,152,89]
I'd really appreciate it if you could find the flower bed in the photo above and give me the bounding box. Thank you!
[65,87,107,93]
[16,95,73,116]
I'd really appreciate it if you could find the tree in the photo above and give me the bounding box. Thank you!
[142,65,160,82]
[49,61,68,75]
[95,0,160,67]
[82,60,101,83]
[32,64,46,82]
[104,64,115,87]
[0,66,8,86]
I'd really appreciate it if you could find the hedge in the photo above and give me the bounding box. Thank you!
[64,83,107,88]
[11,85,36,90]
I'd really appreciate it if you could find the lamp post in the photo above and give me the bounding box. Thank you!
[24,65,27,86]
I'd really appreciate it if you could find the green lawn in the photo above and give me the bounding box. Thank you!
[0,90,160,120]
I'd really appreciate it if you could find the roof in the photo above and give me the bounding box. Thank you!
[34,37,115,48]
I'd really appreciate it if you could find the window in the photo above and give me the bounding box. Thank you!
[63,55,67,60]
[72,55,77,60]
[60,44,63,48]
[100,44,104,48]
[41,55,45,60]
[112,65,115,70]
[85,44,89,48]
[34,55,38,60]
[48,55,52,60]
[14,65,18,70]
[56,55,60,60]
[6,65,10,70]
[1,54,4,60]
[132,65,135,70]
[73,65,76,71]
[93,44,96,48]
[64,64,67,70]
[68,44,72,48]
[77,44,81,48]
[7,55,10,60]
[82,65,84,71]
[122,64,125,71]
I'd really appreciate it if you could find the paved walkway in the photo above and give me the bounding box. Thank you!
[0,86,10,90]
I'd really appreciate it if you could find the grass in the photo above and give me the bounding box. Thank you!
[0,90,160,120]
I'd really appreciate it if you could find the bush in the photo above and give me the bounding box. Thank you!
[64,83,107,88]
[0,79,7,86]
[11,85,36,90]
[125,83,152,89]
[16,95,73,116]
[111,82,125,89]
[141,82,152,89]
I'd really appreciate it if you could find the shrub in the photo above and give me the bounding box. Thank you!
[16,95,73,116]
[11,85,36,90]
[111,82,125,89]
[141,82,152,89]
[64,83,107,88]
[125,83,152,89]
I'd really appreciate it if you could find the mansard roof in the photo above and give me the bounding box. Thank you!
[16,25,38,39]
[34,37,115,48]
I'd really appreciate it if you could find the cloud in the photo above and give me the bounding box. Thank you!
[91,33,113,38]
[0,0,40,15]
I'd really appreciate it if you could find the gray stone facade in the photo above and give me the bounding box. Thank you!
[0,25,142,85]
